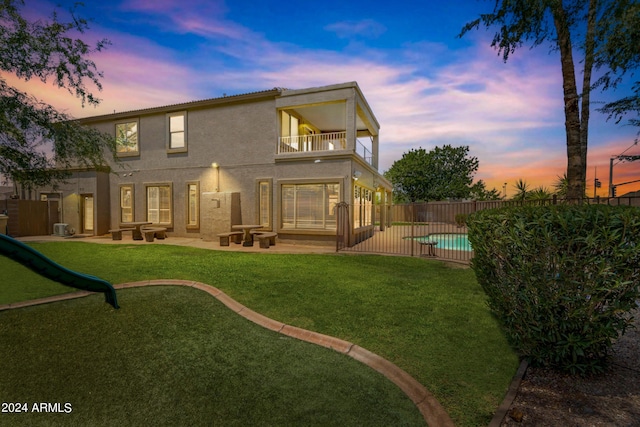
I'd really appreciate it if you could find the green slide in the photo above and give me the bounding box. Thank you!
[0,234,119,309]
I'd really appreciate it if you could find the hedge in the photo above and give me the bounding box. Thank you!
[468,204,640,374]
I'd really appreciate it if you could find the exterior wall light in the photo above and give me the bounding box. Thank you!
[353,171,362,181]
[212,162,220,192]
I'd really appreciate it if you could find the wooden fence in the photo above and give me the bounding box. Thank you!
[0,199,59,237]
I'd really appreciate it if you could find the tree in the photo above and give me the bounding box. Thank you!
[460,0,638,200]
[470,180,503,200]
[384,145,484,202]
[596,0,640,133]
[553,173,569,198]
[512,178,531,201]
[0,0,115,189]
[528,186,554,200]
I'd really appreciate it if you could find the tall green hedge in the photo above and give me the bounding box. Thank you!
[468,204,640,374]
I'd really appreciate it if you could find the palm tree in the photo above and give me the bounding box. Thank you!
[553,173,568,199]
[529,186,554,201]
[513,179,530,201]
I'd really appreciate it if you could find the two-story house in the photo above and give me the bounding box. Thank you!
[38,82,392,246]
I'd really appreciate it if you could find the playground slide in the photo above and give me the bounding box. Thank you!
[0,234,119,309]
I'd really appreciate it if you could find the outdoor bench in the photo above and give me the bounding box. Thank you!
[418,240,437,257]
[255,232,277,248]
[108,228,135,241]
[217,231,243,246]
[141,227,167,242]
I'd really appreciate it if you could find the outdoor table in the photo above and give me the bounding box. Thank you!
[231,224,263,247]
[121,222,152,241]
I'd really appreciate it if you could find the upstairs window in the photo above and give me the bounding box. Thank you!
[167,112,187,153]
[280,111,299,151]
[115,121,139,156]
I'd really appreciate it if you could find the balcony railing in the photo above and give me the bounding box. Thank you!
[278,132,346,154]
[356,139,373,165]
[278,131,374,166]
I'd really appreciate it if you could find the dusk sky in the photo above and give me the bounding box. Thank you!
[11,0,640,196]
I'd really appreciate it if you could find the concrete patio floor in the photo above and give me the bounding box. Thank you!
[16,234,338,254]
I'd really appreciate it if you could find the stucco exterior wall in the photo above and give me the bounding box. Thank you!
[63,82,392,244]
[97,97,279,236]
[36,170,110,236]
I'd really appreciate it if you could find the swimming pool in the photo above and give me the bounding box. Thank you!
[414,233,473,252]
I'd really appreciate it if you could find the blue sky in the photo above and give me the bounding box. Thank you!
[12,0,640,195]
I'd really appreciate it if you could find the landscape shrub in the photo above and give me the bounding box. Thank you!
[468,204,640,374]
[454,213,468,227]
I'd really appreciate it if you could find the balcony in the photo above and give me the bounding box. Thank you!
[356,139,373,165]
[278,132,373,166]
[279,132,347,154]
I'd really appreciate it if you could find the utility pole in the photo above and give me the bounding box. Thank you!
[609,157,614,197]
[609,154,640,197]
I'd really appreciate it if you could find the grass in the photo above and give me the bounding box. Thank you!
[1,286,423,426]
[0,242,519,426]
[0,254,76,303]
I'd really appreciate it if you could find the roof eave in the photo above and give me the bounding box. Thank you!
[76,88,283,124]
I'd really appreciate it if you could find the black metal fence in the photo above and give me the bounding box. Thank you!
[338,196,640,262]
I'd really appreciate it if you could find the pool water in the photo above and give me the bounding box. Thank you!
[414,233,473,252]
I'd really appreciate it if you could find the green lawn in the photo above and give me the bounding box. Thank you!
[0,242,519,426]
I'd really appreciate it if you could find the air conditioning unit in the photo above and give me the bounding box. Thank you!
[53,223,68,236]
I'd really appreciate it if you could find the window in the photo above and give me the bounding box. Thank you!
[120,185,134,223]
[354,184,373,228]
[115,121,139,155]
[281,183,339,230]
[146,184,172,225]
[83,195,94,232]
[280,111,299,151]
[186,182,199,229]
[257,180,271,229]
[281,111,299,139]
[167,112,187,152]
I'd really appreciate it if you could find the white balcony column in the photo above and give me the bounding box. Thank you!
[371,134,379,169]
[345,96,357,151]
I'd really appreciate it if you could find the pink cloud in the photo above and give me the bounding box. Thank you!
[8,3,636,196]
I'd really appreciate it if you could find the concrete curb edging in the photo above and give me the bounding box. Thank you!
[488,359,529,427]
[0,290,94,311]
[1,281,455,427]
